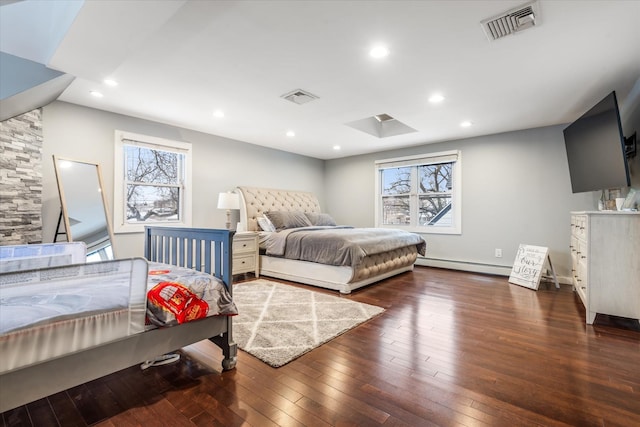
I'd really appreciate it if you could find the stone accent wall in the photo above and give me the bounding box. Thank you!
[0,109,43,244]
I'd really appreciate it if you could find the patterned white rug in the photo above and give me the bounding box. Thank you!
[232,279,384,367]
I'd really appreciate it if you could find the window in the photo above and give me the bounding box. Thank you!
[375,150,461,234]
[114,131,192,233]
[86,243,113,262]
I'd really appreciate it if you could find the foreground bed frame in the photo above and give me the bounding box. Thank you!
[237,186,418,294]
[0,227,237,413]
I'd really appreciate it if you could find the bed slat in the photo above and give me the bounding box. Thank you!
[144,227,234,293]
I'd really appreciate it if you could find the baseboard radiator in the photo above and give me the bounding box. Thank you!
[416,256,572,285]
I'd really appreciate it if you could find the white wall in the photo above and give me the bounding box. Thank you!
[324,125,598,280]
[41,96,638,279]
[41,101,324,258]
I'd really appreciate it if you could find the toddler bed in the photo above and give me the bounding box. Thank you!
[0,227,237,412]
[237,186,426,294]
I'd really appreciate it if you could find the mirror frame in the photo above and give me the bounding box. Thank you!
[52,155,116,259]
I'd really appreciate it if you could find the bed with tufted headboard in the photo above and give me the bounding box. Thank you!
[236,186,426,294]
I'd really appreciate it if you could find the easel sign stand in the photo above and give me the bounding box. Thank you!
[508,244,559,290]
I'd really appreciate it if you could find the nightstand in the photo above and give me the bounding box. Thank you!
[232,232,259,277]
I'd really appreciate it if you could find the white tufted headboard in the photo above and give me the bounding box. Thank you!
[236,187,322,232]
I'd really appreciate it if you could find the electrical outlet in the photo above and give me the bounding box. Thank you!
[495,248,503,258]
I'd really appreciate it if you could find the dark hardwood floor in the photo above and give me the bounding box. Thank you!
[2,266,639,426]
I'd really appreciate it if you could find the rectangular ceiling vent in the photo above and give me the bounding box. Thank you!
[281,89,319,105]
[481,1,540,41]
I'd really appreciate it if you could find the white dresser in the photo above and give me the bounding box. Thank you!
[570,211,640,324]
[232,232,259,277]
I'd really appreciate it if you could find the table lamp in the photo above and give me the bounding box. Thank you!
[217,192,239,229]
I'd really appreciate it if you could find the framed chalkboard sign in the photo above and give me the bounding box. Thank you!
[509,244,549,290]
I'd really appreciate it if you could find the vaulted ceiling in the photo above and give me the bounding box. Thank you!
[1,0,639,159]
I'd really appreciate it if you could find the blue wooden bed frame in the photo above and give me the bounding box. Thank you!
[0,227,237,413]
[144,226,237,370]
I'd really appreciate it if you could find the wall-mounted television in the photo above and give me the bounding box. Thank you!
[563,91,631,193]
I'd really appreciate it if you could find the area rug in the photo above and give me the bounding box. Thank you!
[232,279,384,367]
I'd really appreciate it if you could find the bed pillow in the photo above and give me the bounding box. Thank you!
[256,216,276,232]
[264,211,312,230]
[305,212,337,226]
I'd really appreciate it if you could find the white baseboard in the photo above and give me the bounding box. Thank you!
[416,257,573,285]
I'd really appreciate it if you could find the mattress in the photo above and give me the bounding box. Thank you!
[0,259,237,374]
[0,242,87,272]
[0,258,148,373]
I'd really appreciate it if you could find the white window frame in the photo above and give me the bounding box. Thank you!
[114,130,192,234]
[374,150,462,235]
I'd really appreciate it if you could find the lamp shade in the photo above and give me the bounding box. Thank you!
[217,192,239,210]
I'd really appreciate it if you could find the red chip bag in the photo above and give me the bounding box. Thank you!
[148,281,209,324]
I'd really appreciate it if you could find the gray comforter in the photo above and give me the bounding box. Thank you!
[263,226,426,267]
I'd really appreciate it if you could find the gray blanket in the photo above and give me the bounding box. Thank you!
[264,226,426,267]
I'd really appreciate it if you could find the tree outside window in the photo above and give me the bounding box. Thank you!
[124,145,183,223]
[418,163,452,226]
[376,151,461,234]
[114,131,192,233]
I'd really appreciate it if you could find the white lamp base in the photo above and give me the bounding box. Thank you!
[225,210,232,229]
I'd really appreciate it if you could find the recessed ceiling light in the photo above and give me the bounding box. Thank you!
[460,121,472,128]
[103,79,118,87]
[213,110,225,118]
[333,145,341,151]
[286,130,295,137]
[429,94,445,103]
[90,90,103,98]
[369,45,389,58]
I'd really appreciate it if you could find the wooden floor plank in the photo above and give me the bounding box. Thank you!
[2,266,639,426]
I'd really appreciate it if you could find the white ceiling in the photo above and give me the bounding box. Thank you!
[2,0,639,160]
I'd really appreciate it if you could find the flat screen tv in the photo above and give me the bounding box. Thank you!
[563,91,630,193]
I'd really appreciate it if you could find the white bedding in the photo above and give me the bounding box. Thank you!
[0,256,238,374]
[0,258,148,373]
[1,270,133,335]
[0,242,87,273]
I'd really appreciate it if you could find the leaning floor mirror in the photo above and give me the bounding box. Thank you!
[53,155,116,261]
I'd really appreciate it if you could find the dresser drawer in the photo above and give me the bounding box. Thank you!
[233,254,257,274]
[572,214,587,240]
[233,236,257,254]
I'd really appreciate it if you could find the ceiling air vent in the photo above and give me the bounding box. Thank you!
[281,89,319,105]
[481,1,540,41]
